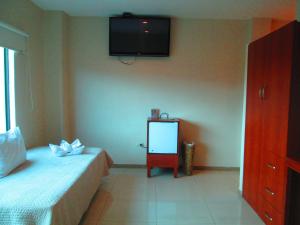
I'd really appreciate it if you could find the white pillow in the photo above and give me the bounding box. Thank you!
[0,127,27,178]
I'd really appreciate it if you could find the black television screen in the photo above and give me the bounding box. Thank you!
[109,17,170,56]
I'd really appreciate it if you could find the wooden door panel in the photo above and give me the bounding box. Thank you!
[243,39,265,210]
[263,24,294,158]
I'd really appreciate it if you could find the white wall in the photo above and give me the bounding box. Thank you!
[69,17,249,166]
[43,11,71,144]
[0,0,46,147]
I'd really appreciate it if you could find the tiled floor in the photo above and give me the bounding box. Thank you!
[80,168,264,225]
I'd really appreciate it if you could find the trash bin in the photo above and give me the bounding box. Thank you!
[184,142,195,175]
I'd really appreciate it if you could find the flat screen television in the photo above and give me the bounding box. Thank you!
[109,16,171,56]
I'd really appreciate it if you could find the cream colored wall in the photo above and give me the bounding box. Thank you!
[0,0,46,147]
[62,14,72,141]
[43,12,64,143]
[250,18,292,41]
[0,0,296,169]
[43,11,71,144]
[251,18,272,41]
[69,17,249,166]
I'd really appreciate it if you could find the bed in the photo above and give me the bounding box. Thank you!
[0,146,113,225]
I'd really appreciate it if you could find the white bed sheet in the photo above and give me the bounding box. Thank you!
[0,146,113,225]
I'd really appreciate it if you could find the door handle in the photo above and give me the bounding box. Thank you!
[265,187,275,196]
[258,87,266,100]
[264,212,273,222]
[262,87,265,99]
[266,163,276,170]
[258,88,263,99]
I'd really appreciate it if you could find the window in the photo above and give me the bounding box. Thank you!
[0,47,15,133]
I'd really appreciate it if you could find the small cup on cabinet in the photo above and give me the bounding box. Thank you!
[151,109,160,119]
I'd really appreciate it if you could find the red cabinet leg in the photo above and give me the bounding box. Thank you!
[173,167,178,178]
[147,166,151,177]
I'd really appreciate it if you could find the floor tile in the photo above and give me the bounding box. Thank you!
[156,182,203,201]
[155,172,204,201]
[207,199,263,225]
[111,176,156,201]
[80,168,264,225]
[156,200,213,224]
[102,200,156,223]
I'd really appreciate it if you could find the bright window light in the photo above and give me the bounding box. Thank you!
[0,47,16,133]
[0,47,6,133]
[8,49,15,129]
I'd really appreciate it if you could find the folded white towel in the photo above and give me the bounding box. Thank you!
[60,140,73,154]
[68,145,85,155]
[70,139,82,149]
[49,144,66,157]
[49,139,85,157]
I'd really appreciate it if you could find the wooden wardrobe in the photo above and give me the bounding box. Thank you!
[243,21,300,225]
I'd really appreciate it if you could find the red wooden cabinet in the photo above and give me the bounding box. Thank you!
[147,154,179,177]
[146,119,180,177]
[243,38,265,211]
[262,24,293,159]
[243,21,300,225]
[259,197,285,225]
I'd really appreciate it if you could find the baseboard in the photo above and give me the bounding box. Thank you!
[112,164,147,168]
[112,164,239,171]
[193,166,240,171]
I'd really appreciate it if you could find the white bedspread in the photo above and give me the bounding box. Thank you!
[0,146,113,225]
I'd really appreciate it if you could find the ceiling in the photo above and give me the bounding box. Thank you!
[31,0,296,20]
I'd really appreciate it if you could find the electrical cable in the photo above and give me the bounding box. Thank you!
[118,56,136,65]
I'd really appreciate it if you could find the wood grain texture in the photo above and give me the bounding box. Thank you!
[262,23,294,158]
[260,152,286,213]
[147,154,179,177]
[286,158,300,173]
[243,38,265,211]
[243,21,299,225]
[259,197,285,225]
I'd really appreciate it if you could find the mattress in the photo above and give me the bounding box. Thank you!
[0,146,113,225]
